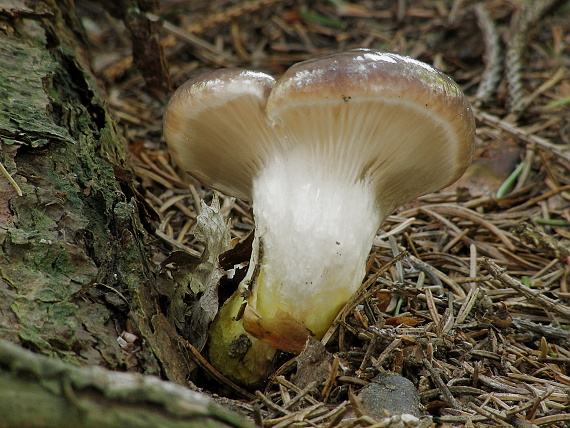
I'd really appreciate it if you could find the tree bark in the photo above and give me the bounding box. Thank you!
[0,0,225,423]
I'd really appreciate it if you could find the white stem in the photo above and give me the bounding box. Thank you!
[248,153,384,338]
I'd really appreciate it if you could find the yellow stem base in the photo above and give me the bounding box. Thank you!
[208,290,277,388]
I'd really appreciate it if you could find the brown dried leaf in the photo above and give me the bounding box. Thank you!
[385,316,423,327]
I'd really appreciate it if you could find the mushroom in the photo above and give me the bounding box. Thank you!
[163,49,475,385]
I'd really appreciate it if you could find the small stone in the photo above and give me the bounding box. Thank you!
[358,372,423,419]
[400,413,419,424]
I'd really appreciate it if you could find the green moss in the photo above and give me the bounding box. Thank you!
[0,30,75,147]
[0,3,152,373]
[47,302,79,329]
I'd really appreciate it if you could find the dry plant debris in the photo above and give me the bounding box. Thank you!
[78,0,570,426]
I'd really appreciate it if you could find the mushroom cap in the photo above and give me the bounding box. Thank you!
[163,68,276,201]
[163,49,475,212]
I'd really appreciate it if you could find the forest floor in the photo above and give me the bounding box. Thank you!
[78,1,569,426]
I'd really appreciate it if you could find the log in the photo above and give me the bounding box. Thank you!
[0,340,252,428]
[0,0,193,397]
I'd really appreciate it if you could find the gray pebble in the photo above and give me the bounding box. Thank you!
[358,373,423,419]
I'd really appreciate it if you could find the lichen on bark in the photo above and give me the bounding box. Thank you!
[0,0,161,375]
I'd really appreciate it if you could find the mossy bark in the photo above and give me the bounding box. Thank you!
[0,0,150,369]
[0,340,252,428]
[0,0,207,416]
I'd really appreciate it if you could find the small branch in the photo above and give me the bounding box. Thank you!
[423,358,460,409]
[481,258,570,320]
[473,108,570,165]
[177,335,257,401]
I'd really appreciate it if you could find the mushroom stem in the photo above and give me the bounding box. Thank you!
[244,153,383,350]
[209,153,384,385]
